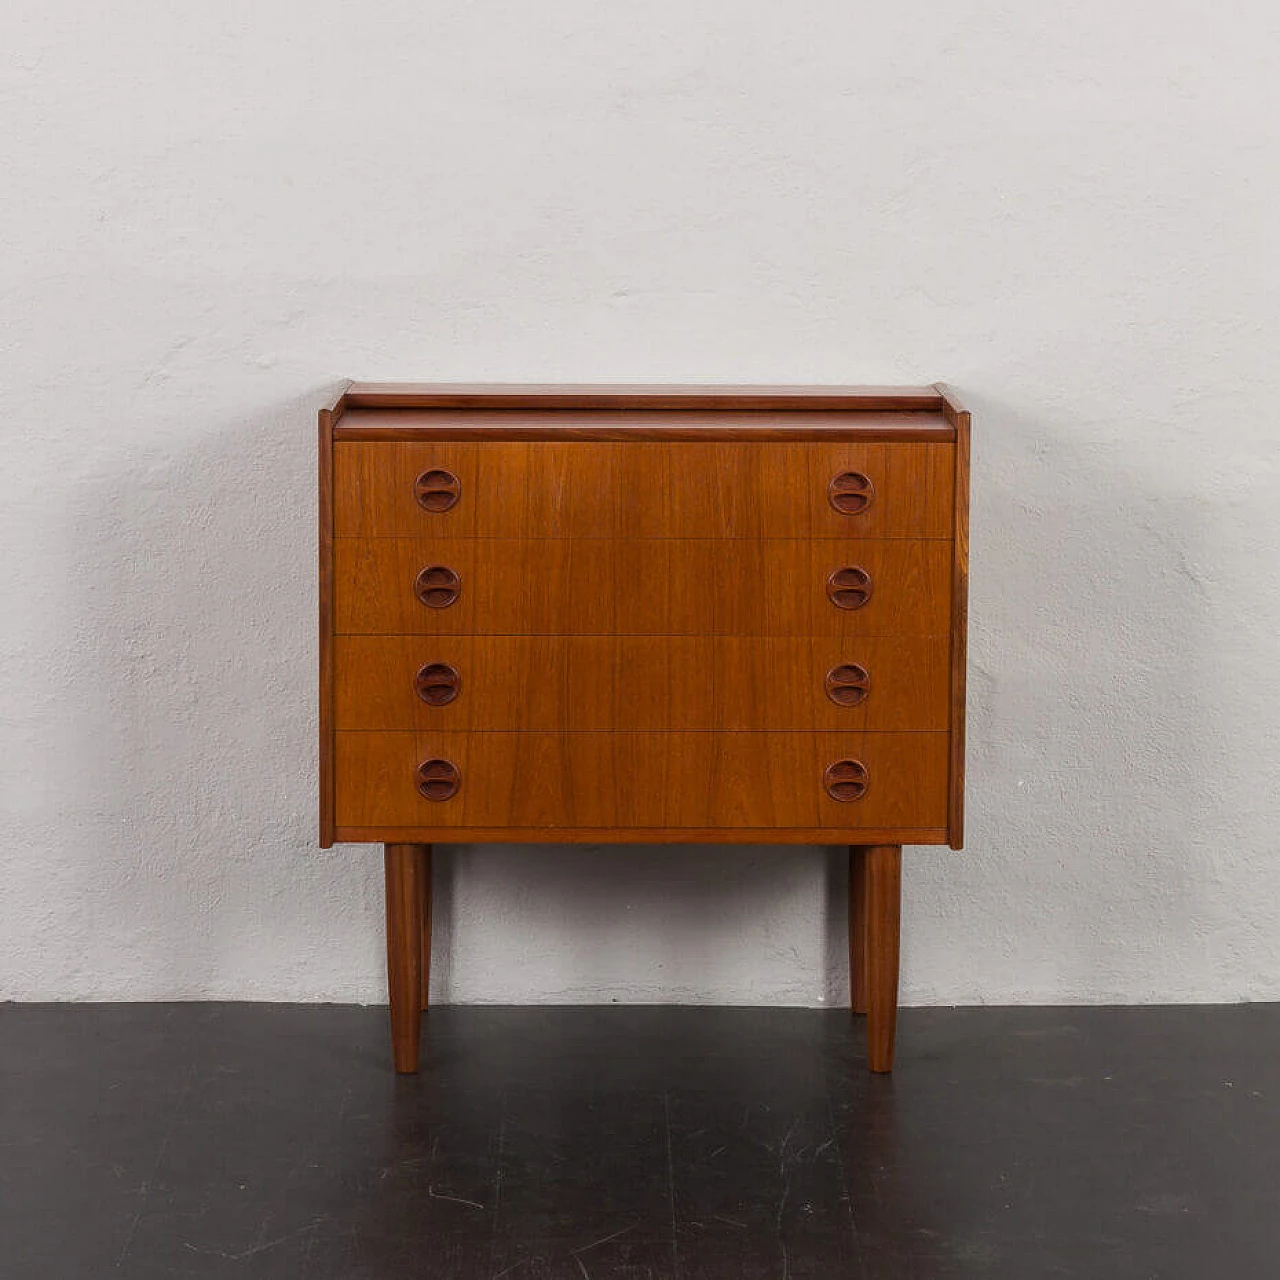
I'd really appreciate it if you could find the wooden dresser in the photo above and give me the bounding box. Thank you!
[318,384,970,1074]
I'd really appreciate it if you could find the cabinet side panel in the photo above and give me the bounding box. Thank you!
[948,410,970,848]
[318,407,335,847]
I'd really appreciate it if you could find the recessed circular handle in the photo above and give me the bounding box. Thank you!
[828,471,875,515]
[826,566,873,611]
[416,758,460,801]
[413,565,461,609]
[414,662,461,706]
[825,663,871,707]
[414,469,461,512]
[824,759,869,802]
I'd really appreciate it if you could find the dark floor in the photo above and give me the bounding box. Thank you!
[1,1005,1277,1280]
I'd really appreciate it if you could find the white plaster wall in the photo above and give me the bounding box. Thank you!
[3,2,1278,1006]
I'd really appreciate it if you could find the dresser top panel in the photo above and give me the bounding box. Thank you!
[327,383,967,443]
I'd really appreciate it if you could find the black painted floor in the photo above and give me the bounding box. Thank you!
[1,1004,1277,1278]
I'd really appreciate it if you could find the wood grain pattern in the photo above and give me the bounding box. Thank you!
[334,731,949,831]
[939,384,971,850]
[343,383,948,412]
[333,635,950,732]
[849,847,870,1015]
[384,843,427,1073]
[340,825,947,845]
[333,440,954,540]
[934,382,969,430]
[334,417,957,446]
[333,538,952,637]
[321,380,351,428]
[861,844,902,1073]
[318,400,338,849]
[419,846,433,1013]
[320,383,972,1076]
[333,408,954,443]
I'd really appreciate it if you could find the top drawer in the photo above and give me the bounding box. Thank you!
[333,441,955,540]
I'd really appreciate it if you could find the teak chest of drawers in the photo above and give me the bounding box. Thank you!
[318,383,971,1074]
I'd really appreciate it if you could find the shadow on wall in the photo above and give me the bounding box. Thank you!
[58,382,1245,1004]
[63,384,382,1000]
[62,384,839,1004]
[904,388,1227,1004]
[430,842,840,1005]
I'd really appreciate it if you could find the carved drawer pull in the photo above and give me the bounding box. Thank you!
[413,565,461,609]
[828,471,875,515]
[414,469,461,512]
[416,758,460,801]
[826,566,873,611]
[824,759,869,802]
[414,662,461,706]
[825,663,871,707]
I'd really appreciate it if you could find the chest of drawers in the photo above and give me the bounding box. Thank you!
[318,383,971,1074]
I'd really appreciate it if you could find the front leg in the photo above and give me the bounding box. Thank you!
[851,844,901,1073]
[849,847,870,1015]
[384,843,430,1073]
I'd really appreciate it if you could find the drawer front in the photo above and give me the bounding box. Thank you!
[333,538,951,636]
[334,731,949,830]
[334,635,950,732]
[333,441,954,540]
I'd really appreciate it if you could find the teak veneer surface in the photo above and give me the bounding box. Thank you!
[333,634,950,733]
[339,384,951,414]
[333,408,955,444]
[948,399,971,845]
[333,537,952,637]
[336,825,949,845]
[333,440,954,539]
[318,382,972,1074]
[334,730,949,831]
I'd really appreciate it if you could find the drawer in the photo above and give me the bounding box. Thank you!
[333,730,950,830]
[333,441,955,540]
[334,635,950,732]
[332,538,951,636]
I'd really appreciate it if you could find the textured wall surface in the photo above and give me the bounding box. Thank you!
[3,3,1278,1005]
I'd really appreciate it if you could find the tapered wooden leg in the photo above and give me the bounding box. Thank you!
[384,843,428,1073]
[420,846,433,1012]
[859,844,901,1074]
[849,847,870,1015]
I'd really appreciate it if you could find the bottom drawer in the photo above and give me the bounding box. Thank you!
[333,731,949,833]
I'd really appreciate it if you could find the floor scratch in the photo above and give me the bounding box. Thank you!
[114,1058,198,1270]
[182,1218,328,1262]
[430,1186,486,1210]
[776,1173,792,1280]
[488,1086,509,1278]
[823,1095,865,1278]
[572,1224,634,1255]
[664,1091,680,1280]
[778,1117,799,1162]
